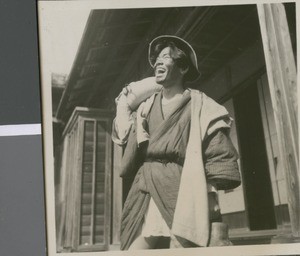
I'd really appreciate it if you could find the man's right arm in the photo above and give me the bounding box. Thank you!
[111,91,134,146]
[112,77,161,146]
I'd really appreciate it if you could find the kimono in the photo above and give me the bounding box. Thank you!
[112,89,241,250]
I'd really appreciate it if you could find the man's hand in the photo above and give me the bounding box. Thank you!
[208,192,221,222]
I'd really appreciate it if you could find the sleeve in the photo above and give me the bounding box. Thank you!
[118,113,149,178]
[112,78,160,146]
[203,128,241,190]
[111,92,134,146]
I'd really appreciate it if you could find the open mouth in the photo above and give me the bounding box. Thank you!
[155,68,165,76]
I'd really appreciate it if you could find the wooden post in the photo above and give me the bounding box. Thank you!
[257,3,299,238]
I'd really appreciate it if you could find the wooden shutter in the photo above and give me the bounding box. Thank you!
[58,108,112,252]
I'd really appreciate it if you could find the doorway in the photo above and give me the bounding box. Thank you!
[233,82,276,230]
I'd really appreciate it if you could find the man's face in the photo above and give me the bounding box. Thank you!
[154,47,183,87]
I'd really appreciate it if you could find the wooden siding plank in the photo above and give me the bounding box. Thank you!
[90,121,97,244]
[103,120,112,249]
[112,144,122,246]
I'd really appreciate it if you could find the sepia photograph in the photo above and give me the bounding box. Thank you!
[38,0,299,255]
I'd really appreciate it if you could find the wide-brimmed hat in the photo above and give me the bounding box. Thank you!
[148,35,200,82]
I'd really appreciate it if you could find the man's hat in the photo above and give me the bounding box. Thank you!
[148,35,200,82]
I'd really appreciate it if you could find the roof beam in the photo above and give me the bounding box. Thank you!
[92,19,151,30]
[85,39,142,63]
[198,7,255,66]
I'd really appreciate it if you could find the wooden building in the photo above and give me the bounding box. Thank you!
[51,3,298,252]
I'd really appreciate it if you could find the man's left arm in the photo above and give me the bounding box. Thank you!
[203,128,241,191]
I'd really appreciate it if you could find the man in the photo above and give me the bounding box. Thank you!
[112,35,241,250]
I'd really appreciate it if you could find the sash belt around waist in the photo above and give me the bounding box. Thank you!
[144,157,184,166]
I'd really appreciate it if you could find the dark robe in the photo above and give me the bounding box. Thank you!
[120,91,240,250]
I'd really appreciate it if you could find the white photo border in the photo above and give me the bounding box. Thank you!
[38,0,300,255]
